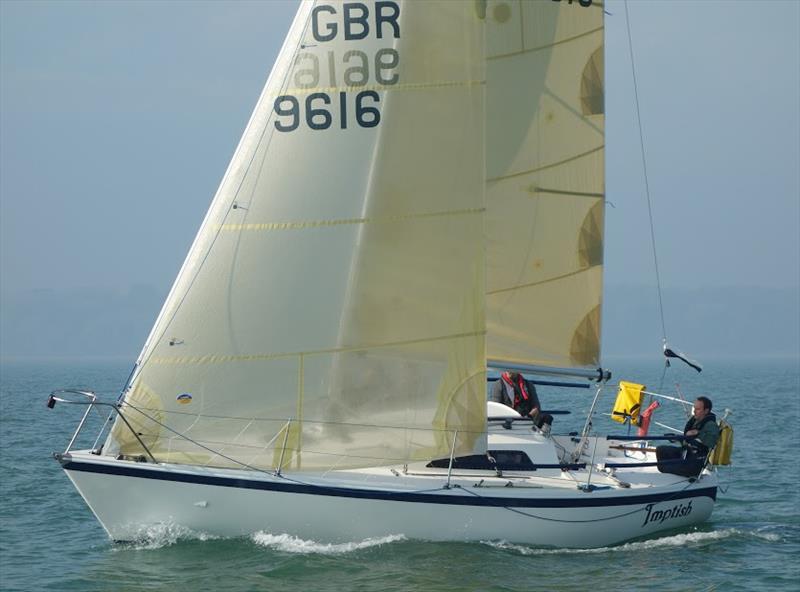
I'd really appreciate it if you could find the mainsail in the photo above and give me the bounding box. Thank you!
[105,0,605,472]
[485,0,605,371]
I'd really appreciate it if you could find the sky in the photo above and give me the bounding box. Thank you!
[602,0,799,292]
[0,0,798,359]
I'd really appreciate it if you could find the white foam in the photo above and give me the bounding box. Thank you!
[251,532,406,554]
[483,528,741,555]
[113,522,217,550]
[752,528,782,542]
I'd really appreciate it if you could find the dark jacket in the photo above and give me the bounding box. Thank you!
[490,374,541,417]
[683,413,720,456]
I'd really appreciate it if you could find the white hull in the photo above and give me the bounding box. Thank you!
[61,448,717,548]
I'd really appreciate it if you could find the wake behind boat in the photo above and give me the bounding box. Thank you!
[48,0,730,548]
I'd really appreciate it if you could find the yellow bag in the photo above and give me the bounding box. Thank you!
[709,419,734,465]
[612,381,645,425]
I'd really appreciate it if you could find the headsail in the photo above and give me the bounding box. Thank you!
[485,0,605,372]
[106,0,486,470]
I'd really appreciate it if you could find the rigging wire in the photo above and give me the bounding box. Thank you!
[623,1,668,348]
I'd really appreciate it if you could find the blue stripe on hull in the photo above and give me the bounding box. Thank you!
[63,460,717,509]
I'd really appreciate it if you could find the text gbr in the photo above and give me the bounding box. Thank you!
[274,1,401,132]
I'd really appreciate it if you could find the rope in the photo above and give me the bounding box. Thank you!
[624,0,668,345]
[658,362,669,392]
[716,464,732,494]
[122,403,276,475]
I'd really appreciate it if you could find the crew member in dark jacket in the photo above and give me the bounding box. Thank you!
[491,372,553,434]
[656,396,720,477]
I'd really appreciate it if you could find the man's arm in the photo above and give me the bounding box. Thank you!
[696,421,720,450]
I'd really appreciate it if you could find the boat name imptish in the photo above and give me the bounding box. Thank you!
[641,501,693,527]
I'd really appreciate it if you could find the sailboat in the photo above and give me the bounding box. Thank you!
[50,0,722,548]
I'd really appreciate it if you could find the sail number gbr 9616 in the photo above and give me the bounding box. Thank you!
[273,2,400,132]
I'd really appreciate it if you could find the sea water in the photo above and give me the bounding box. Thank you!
[1,357,798,591]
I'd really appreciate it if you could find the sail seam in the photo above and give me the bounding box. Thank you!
[120,410,486,438]
[487,266,599,296]
[149,330,487,365]
[214,207,485,232]
[487,26,603,61]
[487,145,603,184]
[279,79,485,97]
